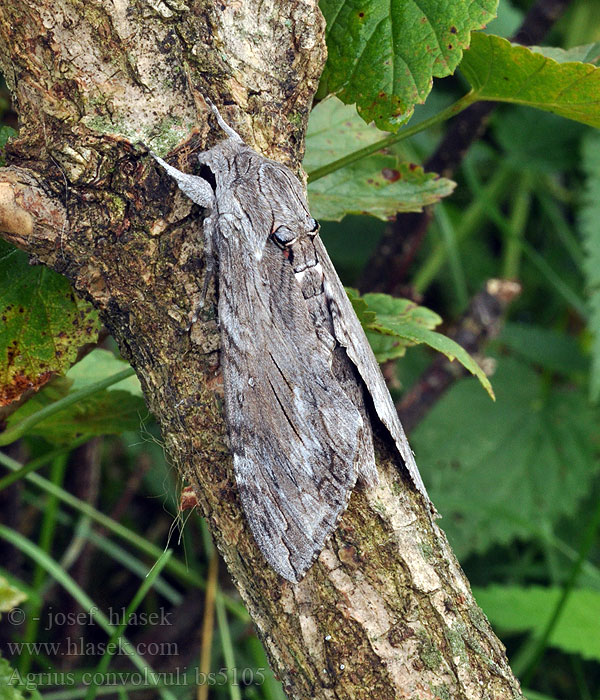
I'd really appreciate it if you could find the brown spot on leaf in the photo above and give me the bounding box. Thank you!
[382,168,401,182]
[450,25,457,34]
[0,370,54,406]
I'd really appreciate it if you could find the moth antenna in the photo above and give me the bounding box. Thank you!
[150,151,215,209]
[204,96,244,143]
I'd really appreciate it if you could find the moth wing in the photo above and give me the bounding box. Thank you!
[313,237,431,504]
[218,235,365,582]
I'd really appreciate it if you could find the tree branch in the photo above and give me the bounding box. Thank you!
[0,2,523,698]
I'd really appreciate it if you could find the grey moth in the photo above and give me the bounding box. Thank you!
[152,99,431,583]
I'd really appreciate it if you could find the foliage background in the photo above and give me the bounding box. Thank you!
[1,0,600,698]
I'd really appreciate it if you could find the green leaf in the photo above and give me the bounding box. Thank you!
[305,99,455,221]
[0,126,16,166]
[0,240,100,406]
[530,42,600,65]
[309,158,455,221]
[412,357,600,558]
[364,292,493,397]
[318,0,497,131]
[492,108,587,173]
[497,322,589,376]
[0,576,27,612]
[0,656,41,700]
[5,349,145,444]
[304,98,388,168]
[460,33,600,127]
[349,290,442,361]
[580,130,600,402]
[346,288,377,327]
[474,585,600,662]
[349,291,494,397]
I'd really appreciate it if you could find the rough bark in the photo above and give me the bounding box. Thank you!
[0,2,524,698]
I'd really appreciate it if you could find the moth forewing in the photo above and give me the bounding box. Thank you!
[151,101,431,582]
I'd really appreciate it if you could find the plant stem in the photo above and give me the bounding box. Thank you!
[85,550,173,700]
[19,454,68,676]
[198,548,218,700]
[537,191,585,272]
[413,164,514,294]
[306,92,476,183]
[216,579,242,700]
[0,437,88,492]
[0,367,135,446]
[462,160,588,318]
[519,493,600,685]
[0,525,177,700]
[433,203,468,309]
[0,449,249,621]
[502,171,532,280]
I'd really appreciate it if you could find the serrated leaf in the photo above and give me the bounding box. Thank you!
[0,576,27,612]
[492,108,587,173]
[348,291,493,396]
[318,0,497,131]
[0,126,16,166]
[412,357,600,558]
[460,33,600,127]
[0,241,100,406]
[0,656,41,700]
[304,98,388,167]
[497,322,589,376]
[580,130,600,402]
[362,292,493,396]
[346,287,377,327]
[474,585,600,662]
[309,158,455,221]
[305,99,455,221]
[5,349,145,444]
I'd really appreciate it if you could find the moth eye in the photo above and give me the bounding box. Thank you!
[272,225,298,249]
[308,218,319,235]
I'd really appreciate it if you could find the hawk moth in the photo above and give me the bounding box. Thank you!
[152,99,431,583]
